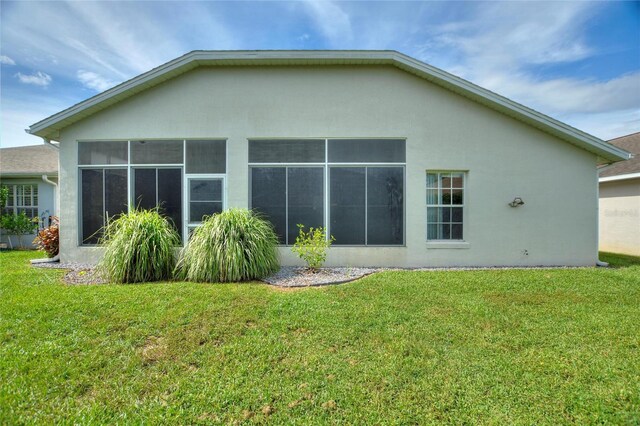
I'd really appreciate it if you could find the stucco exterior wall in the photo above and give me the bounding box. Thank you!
[56,65,599,266]
[0,177,56,248]
[599,178,640,256]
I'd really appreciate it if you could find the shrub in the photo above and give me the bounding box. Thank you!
[291,224,334,270]
[0,212,38,249]
[177,208,279,283]
[33,216,59,257]
[98,209,181,283]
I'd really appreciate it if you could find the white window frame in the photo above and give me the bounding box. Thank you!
[184,174,226,238]
[426,171,466,242]
[3,184,39,219]
[248,138,406,247]
[77,139,227,246]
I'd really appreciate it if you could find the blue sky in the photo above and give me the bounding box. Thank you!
[1,1,638,147]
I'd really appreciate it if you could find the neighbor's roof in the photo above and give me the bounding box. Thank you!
[0,144,59,177]
[599,132,640,182]
[28,50,630,163]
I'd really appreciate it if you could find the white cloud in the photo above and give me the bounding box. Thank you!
[303,1,352,46]
[77,70,117,92]
[1,99,68,147]
[0,55,16,65]
[15,71,52,87]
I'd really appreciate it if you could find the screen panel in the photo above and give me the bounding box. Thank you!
[81,169,104,244]
[158,168,183,237]
[131,140,183,164]
[186,140,226,173]
[367,167,404,245]
[287,167,324,245]
[251,167,286,244]
[249,139,325,163]
[104,169,128,223]
[328,139,405,163]
[330,167,366,245]
[133,168,157,211]
[78,141,128,165]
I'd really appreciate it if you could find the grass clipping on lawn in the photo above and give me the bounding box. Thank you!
[176,208,279,283]
[98,209,181,283]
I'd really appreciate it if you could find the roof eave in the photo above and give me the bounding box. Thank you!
[27,50,631,162]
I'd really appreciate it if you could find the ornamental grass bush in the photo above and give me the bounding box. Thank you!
[98,209,181,284]
[176,208,279,283]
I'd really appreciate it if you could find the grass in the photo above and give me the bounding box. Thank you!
[1,251,639,424]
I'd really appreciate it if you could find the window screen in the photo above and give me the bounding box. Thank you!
[330,167,366,245]
[186,140,226,173]
[131,140,183,164]
[287,167,324,245]
[81,168,127,244]
[249,139,325,163]
[367,167,404,245]
[189,179,223,223]
[251,167,287,243]
[133,167,183,237]
[78,141,127,165]
[328,139,405,163]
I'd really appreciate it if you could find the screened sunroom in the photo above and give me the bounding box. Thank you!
[77,138,405,247]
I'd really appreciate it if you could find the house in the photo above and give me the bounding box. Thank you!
[0,143,59,247]
[599,132,639,256]
[26,50,630,267]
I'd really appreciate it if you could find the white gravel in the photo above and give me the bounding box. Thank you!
[263,266,381,287]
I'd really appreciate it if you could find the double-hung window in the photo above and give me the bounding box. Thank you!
[78,139,226,245]
[249,138,405,246]
[426,172,465,241]
[3,184,39,219]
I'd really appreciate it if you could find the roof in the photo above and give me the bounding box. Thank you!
[0,144,59,178]
[28,50,630,163]
[599,132,640,182]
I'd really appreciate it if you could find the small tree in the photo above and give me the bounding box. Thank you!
[0,212,38,249]
[291,224,334,270]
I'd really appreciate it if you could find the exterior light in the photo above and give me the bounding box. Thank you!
[509,197,525,207]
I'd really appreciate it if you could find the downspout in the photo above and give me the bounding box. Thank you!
[595,164,609,267]
[41,174,58,216]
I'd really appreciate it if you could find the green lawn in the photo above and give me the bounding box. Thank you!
[1,252,639,424]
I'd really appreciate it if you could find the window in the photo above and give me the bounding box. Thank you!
[3,184,39,219]
[78,140,226,245]
[133,168,183,237]
[249,138,405,246]
[187,178,224,232]
[81,168,127,244]
[426,172,465,241]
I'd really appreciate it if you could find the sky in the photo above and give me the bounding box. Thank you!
[1,0,639,148]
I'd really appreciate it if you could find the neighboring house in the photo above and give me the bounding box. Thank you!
[599,132,640,256]
[0,143,59,247]
[27,50,629,266]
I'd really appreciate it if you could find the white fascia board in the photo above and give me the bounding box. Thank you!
[599,172,640,183]
[28,50,631,162]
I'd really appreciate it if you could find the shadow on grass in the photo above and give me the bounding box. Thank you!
[599,251,640,268]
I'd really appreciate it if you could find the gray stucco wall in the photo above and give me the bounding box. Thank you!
[56,65,599,266]
[599,178,640,256]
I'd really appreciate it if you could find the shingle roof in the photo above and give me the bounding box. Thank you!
[28,50,629,163]
[599,132,640,179]
[0,144,59,177]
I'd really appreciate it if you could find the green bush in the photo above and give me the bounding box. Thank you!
[176,208,279,283]
[291,224,334,270]
[0,212,38,249]
[98,209,181,283]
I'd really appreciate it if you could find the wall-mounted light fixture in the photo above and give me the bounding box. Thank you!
[509,197,525,207]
